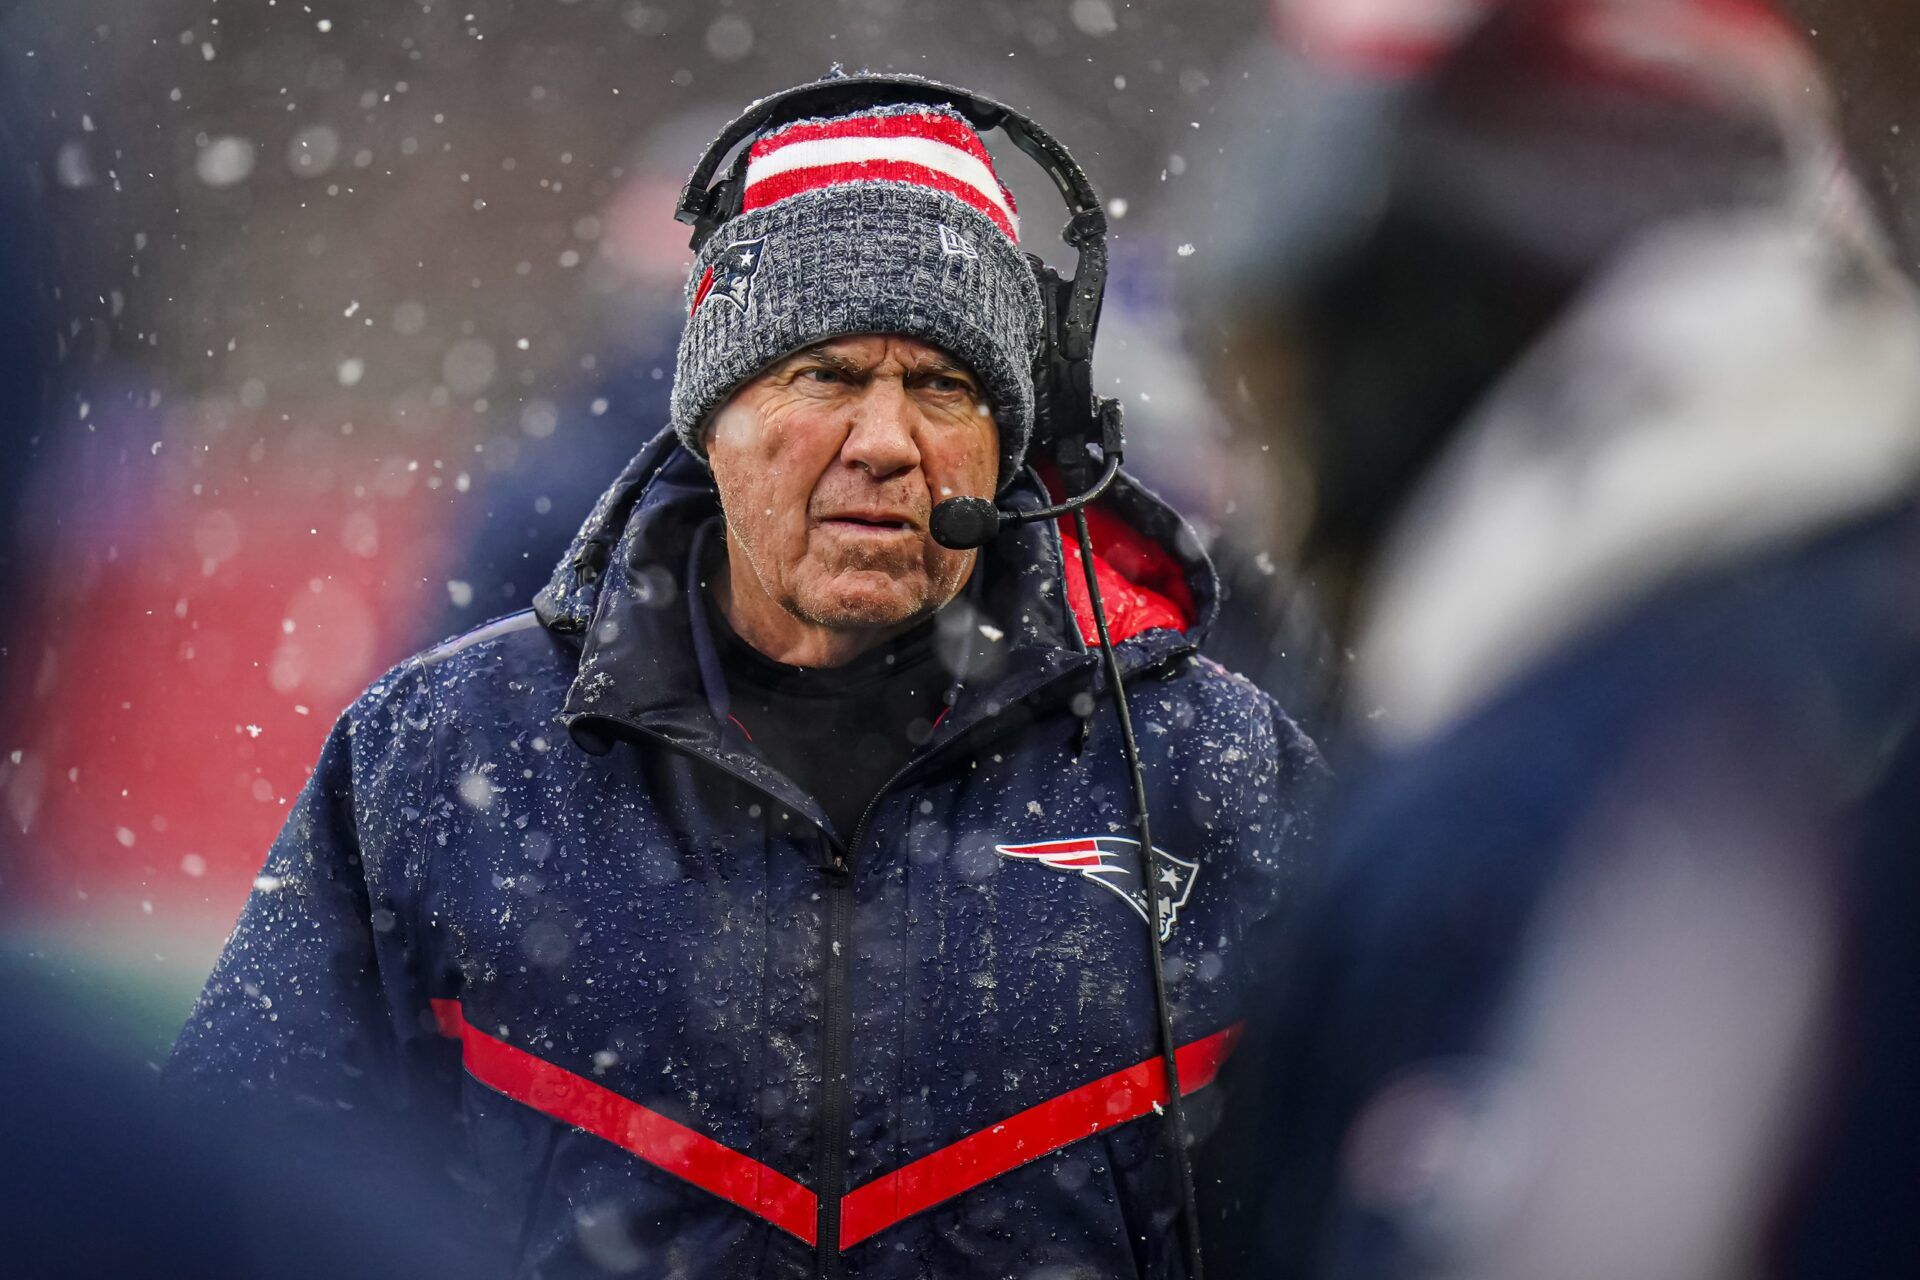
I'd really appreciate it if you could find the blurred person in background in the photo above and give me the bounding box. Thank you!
[169,77,1323,1279]
[0,56,500,1280]
[424,108,729,641]
[1196,0,1920,1276]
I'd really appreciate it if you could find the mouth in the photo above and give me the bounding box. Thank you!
[820,514,918,534]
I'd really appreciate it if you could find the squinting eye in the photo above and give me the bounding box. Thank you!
[801,367,842,383]
[926,375,972,395]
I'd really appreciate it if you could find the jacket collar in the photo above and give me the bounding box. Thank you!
[535,429,1219,790]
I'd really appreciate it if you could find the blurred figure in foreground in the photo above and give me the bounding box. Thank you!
[1200,0,1920,1276]
[0,61,498,1280]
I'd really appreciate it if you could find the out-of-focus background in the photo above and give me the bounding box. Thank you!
[0,0,1269,1057]
[0,0,1914,1058]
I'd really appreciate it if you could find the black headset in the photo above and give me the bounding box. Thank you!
[676,73,1123,498]
[677,73,1206,1280]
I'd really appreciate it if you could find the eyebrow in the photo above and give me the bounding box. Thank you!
[791,346,865,377]
[780,344,980,389]
[914,352,978,385]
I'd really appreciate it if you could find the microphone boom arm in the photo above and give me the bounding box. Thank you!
[1019,451,1121,525]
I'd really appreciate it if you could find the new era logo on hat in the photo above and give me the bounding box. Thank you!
[741,106,1021,244]
[939,225,980,260]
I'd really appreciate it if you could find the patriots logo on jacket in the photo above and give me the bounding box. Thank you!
[997,836,1199,942]
[689,236,765,315]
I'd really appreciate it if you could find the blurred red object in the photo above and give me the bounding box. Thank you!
[3,416,460,945]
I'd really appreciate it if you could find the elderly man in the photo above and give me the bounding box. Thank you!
[171,81,1321,1280]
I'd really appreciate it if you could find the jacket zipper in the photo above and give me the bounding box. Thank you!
[608,725,916,1276]
[814,779,895,1279]
[815,843,855,1279]
[601,682,1165,1273]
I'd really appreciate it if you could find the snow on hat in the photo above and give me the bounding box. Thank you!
[670,101,1045,492]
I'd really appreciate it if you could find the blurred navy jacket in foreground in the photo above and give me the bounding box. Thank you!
[1229,212,1920,1279]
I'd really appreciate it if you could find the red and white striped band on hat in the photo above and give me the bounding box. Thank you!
[742,106,1022,244]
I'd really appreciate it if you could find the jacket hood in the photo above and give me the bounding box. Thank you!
[533,428,1219,767]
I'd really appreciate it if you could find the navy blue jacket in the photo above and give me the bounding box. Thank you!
[170,432,1322,1279]
[1226,501,1920,1280]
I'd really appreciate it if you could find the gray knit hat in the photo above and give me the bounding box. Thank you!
[669,102,1045,491]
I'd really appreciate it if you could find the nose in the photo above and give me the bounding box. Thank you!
[839,379,922,481]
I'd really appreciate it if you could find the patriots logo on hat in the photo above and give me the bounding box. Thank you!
[998,836,1200,942]
[690,236,766,315]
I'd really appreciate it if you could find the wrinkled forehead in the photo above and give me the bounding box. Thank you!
[775,333,979,377]
[702,331,995,444]
[712,333,982,416]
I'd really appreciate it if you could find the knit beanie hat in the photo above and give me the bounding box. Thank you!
[669,101,1045,492]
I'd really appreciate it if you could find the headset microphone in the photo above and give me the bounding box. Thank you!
[927,497,1003,552]
[929,449,1124,552]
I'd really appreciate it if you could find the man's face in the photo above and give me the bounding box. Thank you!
[705,333,999,643]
